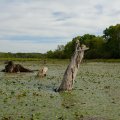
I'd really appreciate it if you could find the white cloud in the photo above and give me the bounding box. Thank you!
[0,40,67,53]
[0,0,120,52]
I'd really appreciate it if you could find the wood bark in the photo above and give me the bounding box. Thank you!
[1,61,33,73]
[57,40,89,92]
[37,67,48,78]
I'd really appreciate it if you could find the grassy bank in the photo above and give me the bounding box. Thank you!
[85,59,120,63]
[0,58,120,63]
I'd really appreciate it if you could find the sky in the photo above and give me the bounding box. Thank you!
[0,0,120,53]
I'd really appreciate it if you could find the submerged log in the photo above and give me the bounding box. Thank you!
[1,61,33,73]
[57,40,89,92]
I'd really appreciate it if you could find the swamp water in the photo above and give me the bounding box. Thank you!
[0,61,120,120]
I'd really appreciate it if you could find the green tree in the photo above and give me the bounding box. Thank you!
[46,50,54,58]
[63,38,77,58]
[103,24,120,58]
[79,34,105,58]
[63,34,105,59]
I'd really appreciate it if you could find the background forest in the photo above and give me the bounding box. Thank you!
[0,24,120,59]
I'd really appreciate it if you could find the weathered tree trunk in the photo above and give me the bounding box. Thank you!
[1,61,33,73]
[57,40,89,92]
[37,66,48,78]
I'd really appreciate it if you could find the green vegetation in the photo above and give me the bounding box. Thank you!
[0,57,41,61]
[0,24,120,60]
[47,24,120,59]
[0,53,45,59]
[0,61,120,120]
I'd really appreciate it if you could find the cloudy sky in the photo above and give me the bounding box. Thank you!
[0,0,120,53]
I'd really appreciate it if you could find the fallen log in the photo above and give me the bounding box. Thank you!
[1,61,33,73]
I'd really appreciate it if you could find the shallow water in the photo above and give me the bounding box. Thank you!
[0,61,120,120]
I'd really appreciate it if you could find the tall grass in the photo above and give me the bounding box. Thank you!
[0,57,120,62]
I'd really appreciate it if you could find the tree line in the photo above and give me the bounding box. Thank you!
[0,52,45,59]
[47,24,120,59]
[0,24,120,59]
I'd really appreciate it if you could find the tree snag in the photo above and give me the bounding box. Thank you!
[57,40,89,92]
[37,66,48,78]
[1,61,33,73]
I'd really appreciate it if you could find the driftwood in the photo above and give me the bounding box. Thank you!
[37,67,48,78]
[1,61,33,73]
[57,40,89,92]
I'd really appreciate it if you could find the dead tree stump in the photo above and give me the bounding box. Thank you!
[37,67,48,78]
[57,40,89,92]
